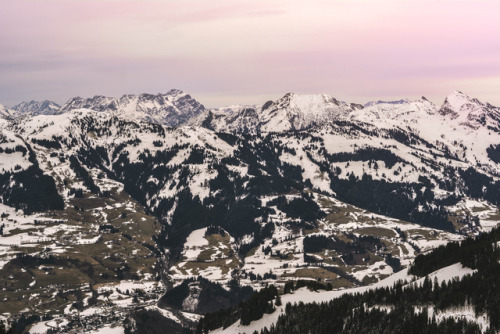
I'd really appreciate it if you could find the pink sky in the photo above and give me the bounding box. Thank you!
[0,0,499,107]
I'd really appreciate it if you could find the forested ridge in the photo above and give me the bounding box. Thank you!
[261,227,500,334]
[193,227,500,334]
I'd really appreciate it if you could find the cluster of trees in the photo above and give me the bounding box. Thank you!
[410,226,500,276]
[0,314,47,334]
[76,146,110,171]
[303,233,387,267]
[98,224,119,233]
[486,144,500,163]
[160,277,254,315]
[303,235,333,253]
[328,148,403,169]
[303,234,382,255]
[385,253,402,272]
[267,193,324,222]
[69,155,100,194]
[0,139,64,215]
[0,145,27,155]
[205,225,226,237]
[125,309,184,334]
[196,285,278,333]
[152,140,163,147]
[459,167,500,205]
[283,279,333,294]
[184,146,207,164]
[31,138,62,149]
[330,173,454,231]
[0,165,64,214]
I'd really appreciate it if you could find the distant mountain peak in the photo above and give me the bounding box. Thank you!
[439,90,478,119]
[60,89,205,127]
[438,91,500,130]
[363,99,411,108]
[166,88,185,95]
[11,100,61,117]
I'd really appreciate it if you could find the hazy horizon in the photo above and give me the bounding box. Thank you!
[1,89,491,110]
[1,0,499,108]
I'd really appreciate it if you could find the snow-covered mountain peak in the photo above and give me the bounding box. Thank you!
[268,92,344,114]
[59,90,205,127]
[439,90,475,118]
[165,88,186,97]
[438,91,500,131]
[11,100,61,117]
[255,92,352,132]
[288,93,341,110]
[445,90,472,102]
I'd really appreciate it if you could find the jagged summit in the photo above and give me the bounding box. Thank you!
[60,90,205,127]
[438,90,474,118]
[12,100,61,117]
[439,90,500,130]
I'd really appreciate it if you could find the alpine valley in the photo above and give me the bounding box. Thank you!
[0,89,500,333]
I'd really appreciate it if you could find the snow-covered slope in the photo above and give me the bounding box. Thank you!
[350,96,437,123]
[11,100,61,117]
[60,89,205,127]
[343,92,500,176]
[0,103,13,119]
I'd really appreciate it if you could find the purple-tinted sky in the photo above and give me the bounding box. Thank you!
[1,0,499,107]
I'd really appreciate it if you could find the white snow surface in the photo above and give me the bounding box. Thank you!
[182,228,209,260]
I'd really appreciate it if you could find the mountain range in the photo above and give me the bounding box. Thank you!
[4,89,499,134]
[0,89,499,333]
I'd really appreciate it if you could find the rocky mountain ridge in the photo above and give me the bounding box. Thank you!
[5,90,499,136]
[12,100,61,117]
[59,89,205,127]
